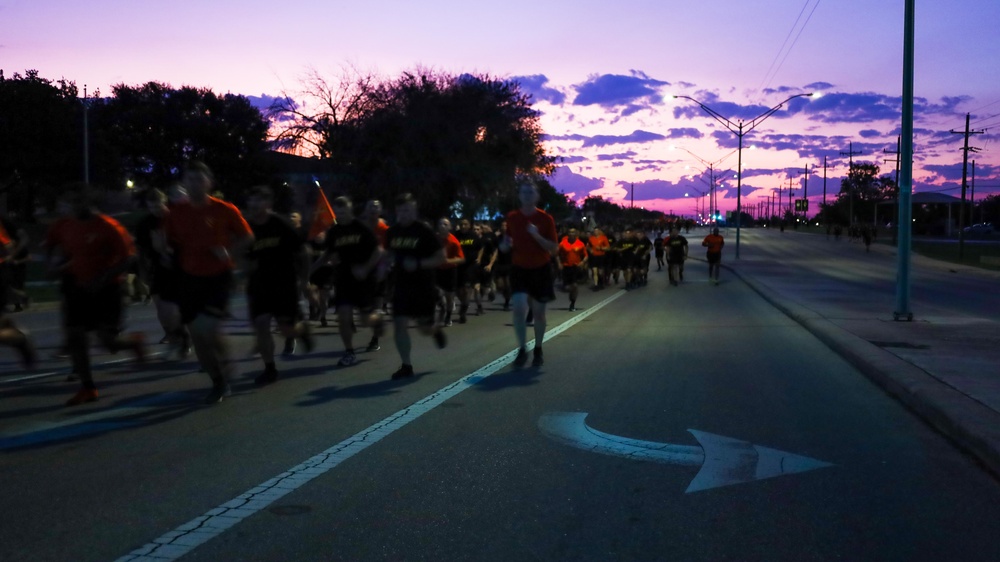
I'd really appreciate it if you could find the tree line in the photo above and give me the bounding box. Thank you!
[2,67,630,225]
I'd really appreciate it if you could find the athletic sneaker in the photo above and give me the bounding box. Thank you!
[66,388,99,406]
[476,304,484,316]
[366,338,380,352]
[433,329,447,349]
[282,338,296,357]
[16,330,37,370]
[203,383,232,405]
[254,368,279,386]
[568,304,577,312]
[129,333,147,365]
[391,364,415,380]
[532,347,544,367]
[513,347,529,368]
[338,352,357,367]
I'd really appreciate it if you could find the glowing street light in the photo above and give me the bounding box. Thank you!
[673,92,815,258]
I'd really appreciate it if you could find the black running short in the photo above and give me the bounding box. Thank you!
[64,281,125,332]
[178,271,233,324]
[436,268,458,293]
[247,281,300,321]
[333,273,376,310]
[561,265,585,287]
[392,276,436,318]
[706,251,721,265]
[511,264,555,303]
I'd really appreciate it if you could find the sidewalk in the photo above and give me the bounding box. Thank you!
[726,229,1000,480]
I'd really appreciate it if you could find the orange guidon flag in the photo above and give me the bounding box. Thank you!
[308,187,336,240]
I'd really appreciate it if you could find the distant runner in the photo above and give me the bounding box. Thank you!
[701,227,724,285]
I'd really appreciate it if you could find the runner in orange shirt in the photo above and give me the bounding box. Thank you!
[162,162,254,404]
[499,179,558,367]
[558,227,588,311]
[587,228,610,290]
[48,187,146,406]
[434,218,465,326]
[0,219,36,370]
[701,227,725,285]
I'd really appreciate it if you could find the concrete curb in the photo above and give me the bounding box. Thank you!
[728,262,1000,481]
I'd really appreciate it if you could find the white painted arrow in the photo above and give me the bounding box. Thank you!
[538,412,834,493]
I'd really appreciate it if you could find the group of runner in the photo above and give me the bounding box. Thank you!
[1,167,726,406]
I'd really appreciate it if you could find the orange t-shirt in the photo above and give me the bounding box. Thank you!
[165,196,253,276]
[372,219,390,248]
[702,234,725,254]
[440,233,464,269]
[0,221,10,264]
[48,214,135,285]
[506,208,557,269]
[559,237,588,267]
[588,234,610,256]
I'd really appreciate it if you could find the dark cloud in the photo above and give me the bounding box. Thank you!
[597,151,638,161]
[572,70,669,115]
[804,82,835,91]
[859,129,883,138]
[549,130,667,148]
[549,165,603,194]
[557,155,588,164]
[511,74,567,105]
[247,93,298,122]
[665,128,703,139]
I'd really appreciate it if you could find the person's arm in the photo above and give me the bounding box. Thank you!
[528,221,559,255]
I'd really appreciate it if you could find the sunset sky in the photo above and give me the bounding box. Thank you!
[4,0,1000,216]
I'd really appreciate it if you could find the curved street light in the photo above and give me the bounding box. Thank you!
[673,93,815,258]
[671,145,738,226]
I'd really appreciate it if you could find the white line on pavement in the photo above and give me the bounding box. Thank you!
[114,290,626,562]
[1,351,172,385]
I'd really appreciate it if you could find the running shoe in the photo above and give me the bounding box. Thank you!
[532,347,544,367]
[366,338,381,352]
[391,364,415,380]
[513,347,529,368]
[66,388,99,406]
[282,338,296,357]
[568,305,577,312]
[130,333,147,365]
[204,383,232,405]
[338,352,357,367]
[476,304,484,316]
[433,329,447,349]
[16,330,37,370]
[254,368,279,386]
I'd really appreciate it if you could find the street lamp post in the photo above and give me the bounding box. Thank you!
[672,146,737,227]
[673,93,815,258]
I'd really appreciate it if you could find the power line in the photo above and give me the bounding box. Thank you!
[753,0,821,101]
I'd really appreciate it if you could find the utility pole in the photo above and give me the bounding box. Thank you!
[630,183,634,208]
[949,113,984,258]
[83,85,90,185]
[820,156,828,222]
[800,164,810,222]
[840,142,863,227]
[883,136,902,244]
[971,161,977,223]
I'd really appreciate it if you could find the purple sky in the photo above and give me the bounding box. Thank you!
[5,0,1000,216]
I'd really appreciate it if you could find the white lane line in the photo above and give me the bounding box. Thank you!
[115,290,626,562]
[1,351,172,385]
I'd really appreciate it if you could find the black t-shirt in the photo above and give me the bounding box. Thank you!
[616,237,637,260]
[325,220,378,279]
[666,235,689,261]
[634,236,653,258]
[388,220,441,287]
[653,236,664,254]
[247,214,303,290]
[457,231,483,265]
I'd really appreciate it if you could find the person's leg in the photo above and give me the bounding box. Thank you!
[65,326,97,404]
[390,314,416,379]
[512,292,529,351]
[253,313,277,376]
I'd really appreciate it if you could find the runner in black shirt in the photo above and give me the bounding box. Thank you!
[455,219,484,323]
[385,193,447,380]
[317,196,383,367]
[665,227,689,286]
[244,186,313,385]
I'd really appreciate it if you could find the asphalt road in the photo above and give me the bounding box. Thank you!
[2,240,1000,561]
